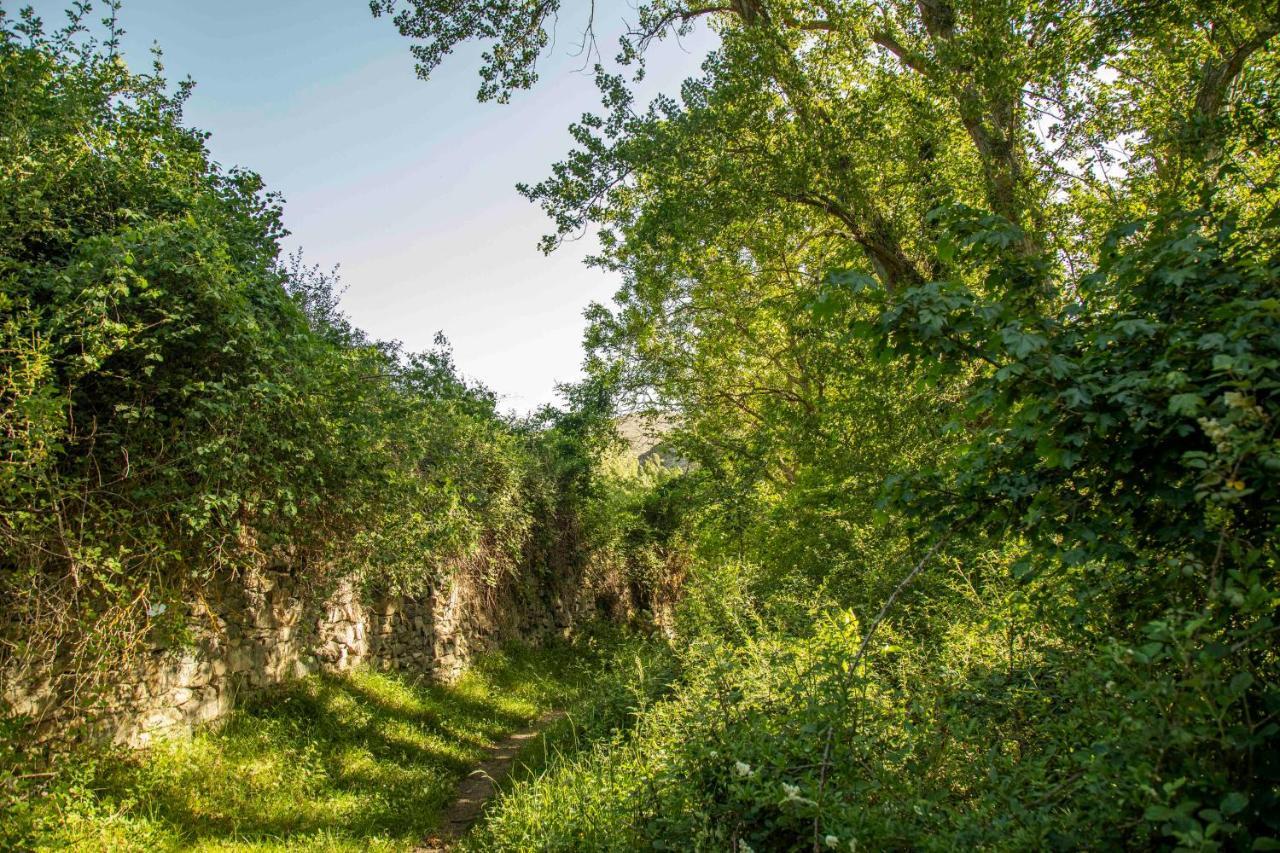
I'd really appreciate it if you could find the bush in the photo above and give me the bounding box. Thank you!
[0,6,626,747]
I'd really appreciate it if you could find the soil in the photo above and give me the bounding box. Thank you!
[416,709,566,852]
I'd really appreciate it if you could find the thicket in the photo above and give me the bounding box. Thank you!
[0,2,664,760]
[380,0,1280,849]
[3,0,1278,849]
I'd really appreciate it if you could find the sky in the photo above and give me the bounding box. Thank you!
[25,0,717,413]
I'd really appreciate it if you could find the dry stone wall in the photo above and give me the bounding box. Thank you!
[5,558,620,749]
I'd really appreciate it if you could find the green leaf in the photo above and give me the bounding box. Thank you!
[1228,671,1254,695]
[937,237,957,264]
[1168,393,1204,416]
[1220,792,1247,816]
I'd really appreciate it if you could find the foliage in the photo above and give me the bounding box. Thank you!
[581,455,689,615]
[0,3,638,748]
[3,637,661,851]
[380,0,1280,848]
[3,0,1277,846]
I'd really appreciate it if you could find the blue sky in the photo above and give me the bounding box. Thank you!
[25,0,716,412]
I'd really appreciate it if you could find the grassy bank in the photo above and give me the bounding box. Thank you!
[4,634,668,852]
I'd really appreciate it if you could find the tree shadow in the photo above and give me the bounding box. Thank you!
[90,660,564,848]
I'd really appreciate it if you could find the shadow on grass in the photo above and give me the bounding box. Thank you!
[51,644,582,850]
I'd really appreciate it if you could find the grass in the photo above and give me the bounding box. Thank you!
[5,642,604,852]
[458,636,681,853]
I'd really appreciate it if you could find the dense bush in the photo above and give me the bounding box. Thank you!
[0,5,634,744]
[4,0,1278,848]
[470,210,1280,851]
[379,0,1280,848]
[579,449,689,619]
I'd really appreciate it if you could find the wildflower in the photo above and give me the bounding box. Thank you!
[780,782,817,806]
[825,835,840,848]
[738,841,754,853]
[734,760,753,777]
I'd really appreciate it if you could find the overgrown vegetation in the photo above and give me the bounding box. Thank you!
[0,1,636,739]
[2,636,672,851]
[3,0,1279,849]
[0,10,689,847]
[379,0,1280,849]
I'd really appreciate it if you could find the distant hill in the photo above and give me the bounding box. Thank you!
[614,413,683,469]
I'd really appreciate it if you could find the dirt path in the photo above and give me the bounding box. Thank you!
[416,709,566,852]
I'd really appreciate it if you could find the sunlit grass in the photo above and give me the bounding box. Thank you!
[14,643,592,852]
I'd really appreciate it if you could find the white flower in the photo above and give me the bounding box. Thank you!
[780,782,817,806]
[825,835,840,848]
[734,760,753,777]
[738,842,754,853]
[849,840,859,852]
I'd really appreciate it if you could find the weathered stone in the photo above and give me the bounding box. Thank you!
[6,542,649,749]
[192,694,225,723]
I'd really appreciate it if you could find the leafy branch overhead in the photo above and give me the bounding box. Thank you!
[3,0,1279,850]
[377,0,1280,848]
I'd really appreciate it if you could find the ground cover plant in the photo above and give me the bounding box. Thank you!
[4,635,670,852]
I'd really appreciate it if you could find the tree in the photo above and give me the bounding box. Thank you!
[379,0,1280,845]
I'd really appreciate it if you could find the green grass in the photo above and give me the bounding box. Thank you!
[459,636,681,852]
[5,642,603,852]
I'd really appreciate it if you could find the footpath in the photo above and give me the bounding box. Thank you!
[417,709,566,851]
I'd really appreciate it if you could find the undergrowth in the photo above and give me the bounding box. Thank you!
[3,634,667,852]
[464,559,1280,852]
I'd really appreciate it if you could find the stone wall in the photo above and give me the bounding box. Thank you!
[4,557,618,749]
